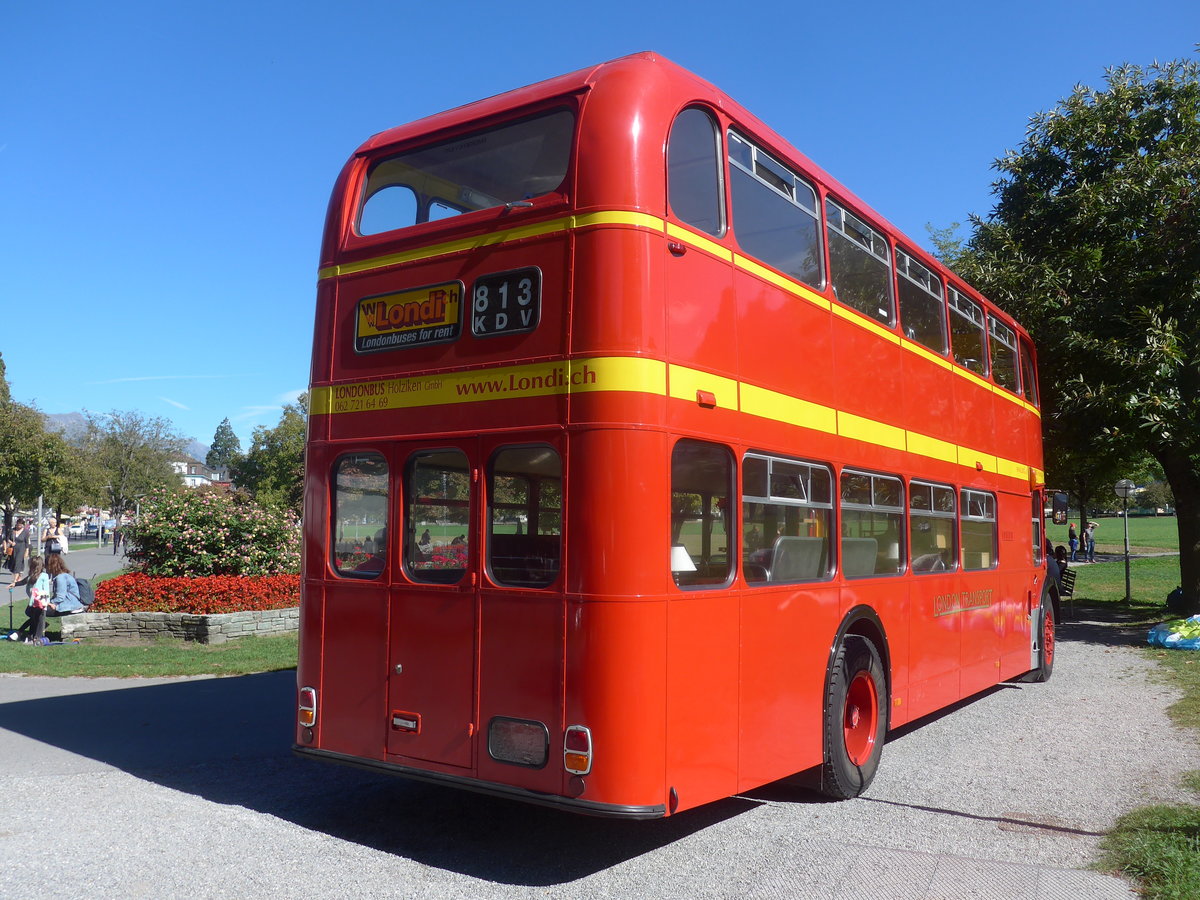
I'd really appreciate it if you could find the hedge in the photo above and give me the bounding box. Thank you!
[92,573,300,615]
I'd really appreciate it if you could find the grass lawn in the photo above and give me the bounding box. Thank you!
[0,620,298,678]
[1074,548,1200,898]
[1048,514,1180,555]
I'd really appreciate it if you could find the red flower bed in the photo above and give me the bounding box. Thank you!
[92,573,300,615]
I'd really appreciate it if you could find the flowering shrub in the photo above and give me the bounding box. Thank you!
[124,486,300,576]
[93,573,299,614]
[412,543,468,569]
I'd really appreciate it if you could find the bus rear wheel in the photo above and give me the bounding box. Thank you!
[1026,593,1056,683]
[820,635,887,799]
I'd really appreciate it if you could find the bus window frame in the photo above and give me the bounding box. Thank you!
[741,452,834,585]
[667,106,727,238]
[908,479,958,575]
[839,468,906,578]
[825,197,895,327]
[895,246,948,356]
[330,450,391,581]
[403,447,474,586]
[671,439,736,591]
[485,443,563,590]
[961,488,998,571]
[948,285,990,377]
[343,102,580,249]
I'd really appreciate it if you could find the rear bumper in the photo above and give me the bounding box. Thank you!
[293,745,667,819]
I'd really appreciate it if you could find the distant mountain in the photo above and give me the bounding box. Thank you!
[43,411,210,463]
[43,411,88,441]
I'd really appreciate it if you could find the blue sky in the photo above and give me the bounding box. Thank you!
[2,1,1196,454]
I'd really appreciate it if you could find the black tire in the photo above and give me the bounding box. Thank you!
[1026,593,1056,683]
[820,635,887,799]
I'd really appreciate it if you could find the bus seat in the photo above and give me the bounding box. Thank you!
[769,536,826,582]
[842,537,878,577]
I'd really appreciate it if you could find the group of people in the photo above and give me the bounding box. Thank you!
[3,517,86,645]
[1068,520,1100,563]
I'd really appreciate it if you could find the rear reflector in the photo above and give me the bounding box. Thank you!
[298,686,317,728]
[488,717,549,768]
[564,724,592,775]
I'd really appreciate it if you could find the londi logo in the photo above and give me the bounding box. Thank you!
[355,282,463,353]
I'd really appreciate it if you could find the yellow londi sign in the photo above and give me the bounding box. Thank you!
[355,281,462,353]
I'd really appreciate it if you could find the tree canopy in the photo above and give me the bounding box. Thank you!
[231,395,307,516]
[953,56,1200,607]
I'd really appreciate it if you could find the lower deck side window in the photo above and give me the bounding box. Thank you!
[671,440,734,588]
[840,470,904,577]
[742,454,833,584]
[962,489,998,570]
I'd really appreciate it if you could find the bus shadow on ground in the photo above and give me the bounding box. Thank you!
[0,672,754,885]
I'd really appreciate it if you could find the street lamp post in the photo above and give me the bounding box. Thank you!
[1115,479,1136,603]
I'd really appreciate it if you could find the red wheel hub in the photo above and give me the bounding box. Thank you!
[843,671,878,766]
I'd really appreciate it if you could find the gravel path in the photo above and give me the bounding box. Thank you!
[0,612,1195,899]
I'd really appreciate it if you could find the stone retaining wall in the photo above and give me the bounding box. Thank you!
[60,607,299,645]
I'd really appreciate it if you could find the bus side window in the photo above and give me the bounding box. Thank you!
[487,447,562,588]
[671,440,734,588]
[332,452,390,578]
[742,454,833,584]
[989,317,1019,393]
[668,107,725,237]
[962,489,998,570]
[826,198,895,327]
[840,470,905,577]
[895,248,948,355]
[909,481,957,574]
[1019,337,1039,406]
[727,130,823,289]
[949,287,988,376]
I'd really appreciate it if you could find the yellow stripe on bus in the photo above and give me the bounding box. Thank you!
[740,382,837,435]
[311,355,1038,487]
[668,364,738,409]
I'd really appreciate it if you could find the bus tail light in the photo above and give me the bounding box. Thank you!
[298,686,318,728]
[564,725,592,775]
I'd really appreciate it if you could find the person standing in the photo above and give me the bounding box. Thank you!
[43,518,68,555]
[10,518,28,580]
[1085,521,1099,563]
[1068,522,1079,561]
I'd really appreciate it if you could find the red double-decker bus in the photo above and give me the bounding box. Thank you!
[295,52,1057,818]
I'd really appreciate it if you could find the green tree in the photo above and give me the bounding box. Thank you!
[205,417,242,471]
[955,57,1200,608]
[231,395,307,516]
[82,410,187,523]
[0,400,62,535]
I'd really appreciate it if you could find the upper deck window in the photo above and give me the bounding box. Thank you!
[668,108,725,237]
[895,248,947,355]
[948,287,988,376]
[989,316,1020,393]
[826,199,894,326]
[728,131,823,288]
[358,109,575,236]
[1019,337,1040,406]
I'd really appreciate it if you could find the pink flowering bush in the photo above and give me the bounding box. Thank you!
[123,486,300,577]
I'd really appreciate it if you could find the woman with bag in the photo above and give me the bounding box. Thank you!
[43,518,68,555]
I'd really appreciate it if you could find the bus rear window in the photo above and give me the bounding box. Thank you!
[358,109,575,235]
